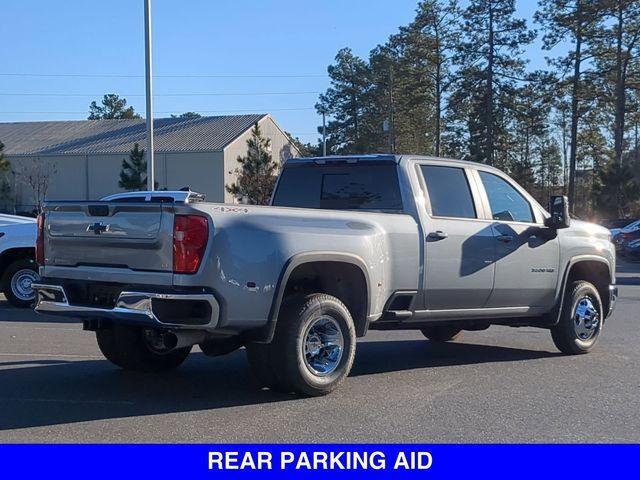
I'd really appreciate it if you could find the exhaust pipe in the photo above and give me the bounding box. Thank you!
[161,330,208,350]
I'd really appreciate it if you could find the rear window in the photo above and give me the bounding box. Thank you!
[272,163,403,212]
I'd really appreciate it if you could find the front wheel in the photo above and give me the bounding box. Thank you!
[96,325,192,372]
[551,281,603,354]
[247,294,356,396]
[2,258,40,308]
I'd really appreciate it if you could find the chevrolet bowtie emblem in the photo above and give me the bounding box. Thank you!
[87,222,110,234]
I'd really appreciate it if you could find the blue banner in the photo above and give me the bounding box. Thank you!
[0,444,636,479]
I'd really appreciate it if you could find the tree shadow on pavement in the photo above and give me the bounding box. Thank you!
[0,341,561,431]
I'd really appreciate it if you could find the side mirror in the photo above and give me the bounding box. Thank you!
[545,195,571,229]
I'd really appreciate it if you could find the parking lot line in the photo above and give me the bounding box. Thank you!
[0,352,101,359]
[0,397,135,406]
[0,325,82,332]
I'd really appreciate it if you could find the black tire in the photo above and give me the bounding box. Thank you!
[421,325,463,342]
[2,258,39,308]
[251,294,356,396]
[551,280,603,355]
[96,325,192,372]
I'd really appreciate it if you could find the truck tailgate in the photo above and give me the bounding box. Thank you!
[43,202,174,272]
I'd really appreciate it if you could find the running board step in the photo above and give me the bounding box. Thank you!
[383,310,413,320]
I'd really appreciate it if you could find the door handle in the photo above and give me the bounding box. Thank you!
[428,230,448,240]
[496,234,514,243]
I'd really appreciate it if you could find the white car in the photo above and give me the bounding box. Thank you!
[0,214,39,307]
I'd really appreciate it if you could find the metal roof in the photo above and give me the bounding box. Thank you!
[0,114,267,156]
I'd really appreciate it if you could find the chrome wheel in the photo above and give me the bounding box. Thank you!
[10,269,39,302]
[303,315,344,376]
[573,296,599,341]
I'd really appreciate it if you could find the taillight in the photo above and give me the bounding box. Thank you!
[36,213,45,266]
[173,215,208,274]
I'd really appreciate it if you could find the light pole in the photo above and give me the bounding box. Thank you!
[144,0,155,190]
[322,110,327,157]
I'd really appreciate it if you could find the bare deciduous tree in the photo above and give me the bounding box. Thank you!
[17,159,57,214]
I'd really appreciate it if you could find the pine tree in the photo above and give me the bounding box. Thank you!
[119,143,147,191]
[367,41,401,153]
[535,0,607,212]
[576,103,611,217]
[316,48,372,154]
[89,94,140,120]
[226,124,278,205]
[595,161,640,217]
[285,132,321,157]
[510,80,549,186]
[595,0,640,166]
[455,0,535,168]
[368,33,436,154]
[627,91,640,155]
[0,141,10,173]
[171,112,202,119]
[0,141,12,209]
[412,0,460,157]
[537,136,564,203]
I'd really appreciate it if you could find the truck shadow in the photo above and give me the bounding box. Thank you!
[351,340,560,377]
[0,301,80,324]
[0,341,560,431]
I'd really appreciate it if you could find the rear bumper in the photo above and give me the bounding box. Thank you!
[607,285,618,319]
[32,283,220,330]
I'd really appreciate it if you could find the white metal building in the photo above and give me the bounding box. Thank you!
[0,114,300,212]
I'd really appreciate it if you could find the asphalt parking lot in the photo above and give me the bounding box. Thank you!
[0,261,638,443]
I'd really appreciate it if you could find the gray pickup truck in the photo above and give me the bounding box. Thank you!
[33,155,617,396]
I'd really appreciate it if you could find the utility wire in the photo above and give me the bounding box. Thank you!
[0,91,320,97]
[0,107,315,114]
[0,72,327,79]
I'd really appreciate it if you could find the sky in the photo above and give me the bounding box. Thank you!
[0,0,556,144]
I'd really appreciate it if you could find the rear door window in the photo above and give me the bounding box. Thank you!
[419,165,477,219]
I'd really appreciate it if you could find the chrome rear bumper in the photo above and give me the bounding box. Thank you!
[32,283,219,330]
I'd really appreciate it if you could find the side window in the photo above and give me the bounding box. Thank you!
[419,165,476,219]
[479,171,534,223]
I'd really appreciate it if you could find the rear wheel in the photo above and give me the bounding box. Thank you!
[551,281,602,354]
[2,258,40,308]
[96,325,192,372]
[246,294,356,396]
[421,325,463,342]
